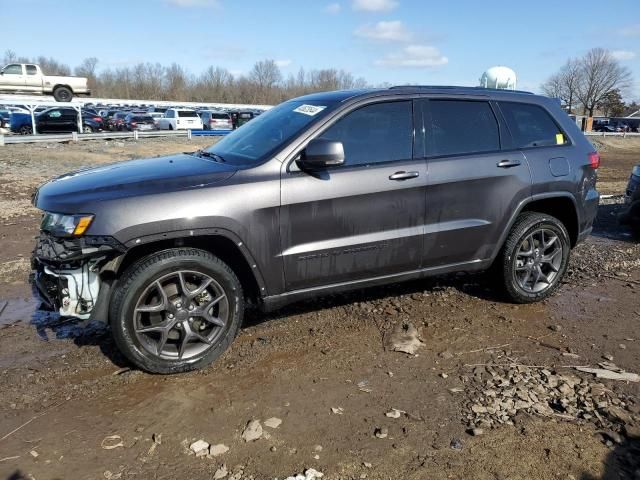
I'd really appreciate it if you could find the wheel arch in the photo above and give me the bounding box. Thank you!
[52,83,74,93]
[109,231,266,303]
[491,193,580,264]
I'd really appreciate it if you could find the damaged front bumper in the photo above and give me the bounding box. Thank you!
[31,231,125,320]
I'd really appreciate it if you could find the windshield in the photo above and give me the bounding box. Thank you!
[205,100,334,165]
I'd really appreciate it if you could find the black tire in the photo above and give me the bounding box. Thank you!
[110,248,244,374]
[19,125,33,135]
[496,212,570,303]
[53,86,73,102]
[83,124,93,133]
[169,124,174,131]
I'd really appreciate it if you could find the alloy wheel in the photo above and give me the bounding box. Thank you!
[133,270,229,360]
[514,228,563,293]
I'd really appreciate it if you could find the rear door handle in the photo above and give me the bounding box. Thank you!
[389,171,419,180]
[497,159,522,168]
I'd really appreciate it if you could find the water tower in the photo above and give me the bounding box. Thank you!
[479,66,517,90]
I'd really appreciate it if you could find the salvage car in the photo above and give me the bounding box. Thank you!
[619,164,640,238]
[156,108,203,130]
[31,86,599,373]
[11,107,103,134]
[124,113,156,131]
[200,110,233,130]
[0,63,91,101]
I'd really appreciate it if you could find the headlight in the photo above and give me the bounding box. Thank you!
[632,165,640,177]
[41,212,94,236]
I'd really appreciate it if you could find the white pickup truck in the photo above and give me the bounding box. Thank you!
[156,108,203,130]
[0,63,91,102]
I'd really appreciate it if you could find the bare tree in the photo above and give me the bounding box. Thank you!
[250,60,282,90]
[36,56,71,75]
[75,57,99,91]
[541,58,581,114]
[575,48,632,116]
[3,49,17,64]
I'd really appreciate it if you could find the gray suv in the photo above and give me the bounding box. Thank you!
[31,86,599,373]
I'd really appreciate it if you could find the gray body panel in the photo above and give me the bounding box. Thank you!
[33,86,600,307]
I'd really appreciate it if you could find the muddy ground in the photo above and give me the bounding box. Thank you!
[0,137,639,480]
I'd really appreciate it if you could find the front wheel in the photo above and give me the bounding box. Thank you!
[496,212,570,303]
[110,248,244,374]
[19,125,33,135]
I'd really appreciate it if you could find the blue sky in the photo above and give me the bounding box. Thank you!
[1,0,639,99]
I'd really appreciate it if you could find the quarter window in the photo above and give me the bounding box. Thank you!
[319,101,413,166]
[499,102,568,148]
[424,100,500,157]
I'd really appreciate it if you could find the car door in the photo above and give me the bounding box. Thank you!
[280,99,427,291]
[415,97,531,267]
[24,65,41,91]
[38,109,62,133]
[0,64,26,91]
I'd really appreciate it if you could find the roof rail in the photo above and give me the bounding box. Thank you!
[388,85,534,95]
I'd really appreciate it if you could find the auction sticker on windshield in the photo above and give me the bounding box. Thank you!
[293,104,326,116]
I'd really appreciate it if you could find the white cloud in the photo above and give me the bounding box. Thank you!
[375,45,448,68]
[355,20,412,42]
[352,0,398,12]
[325,2,341,14]
[620,24,640,37]
[611,50,636,61]
[166,0,220,7]
[274,59,293,68]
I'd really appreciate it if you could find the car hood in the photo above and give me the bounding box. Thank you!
[34,153,237,213]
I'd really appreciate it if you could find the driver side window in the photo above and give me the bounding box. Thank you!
[319,101,413,167]
[3,64,23,75]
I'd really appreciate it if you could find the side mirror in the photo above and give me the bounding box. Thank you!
[297,139,345,171]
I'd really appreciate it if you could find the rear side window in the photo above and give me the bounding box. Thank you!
[178,110,198,118]
[499,102,568,148]
[423,100,500,157]
[26,65,37,75]
[320,101,413,166]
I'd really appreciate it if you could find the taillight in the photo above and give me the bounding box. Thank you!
[131,122,137,127]
[93,117,102,122]
[588,152,600,169]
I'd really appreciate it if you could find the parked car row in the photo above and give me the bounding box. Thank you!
[9,107,104,134]
[593,121,639,133]
[0,100,266,135]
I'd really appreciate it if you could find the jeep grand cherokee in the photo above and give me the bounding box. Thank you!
[32,86,599,373]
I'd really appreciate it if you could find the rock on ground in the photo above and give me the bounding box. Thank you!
[189,439,209,457]
[264,417,282,429]
[386,322,424,355]
[209,444,229,457]
[242,419,263,442]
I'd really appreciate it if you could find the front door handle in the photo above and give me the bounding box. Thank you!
[497,159,522,168]
[389,171,419,180]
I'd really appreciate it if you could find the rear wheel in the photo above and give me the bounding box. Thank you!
[110,248,244,374]
[19,125,33,135]
[82,124,93,133]
[496,212,570,303]
[53,86,73,102]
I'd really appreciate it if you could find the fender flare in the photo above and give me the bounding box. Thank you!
[119,227,268,295]
[489,192,579,264]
